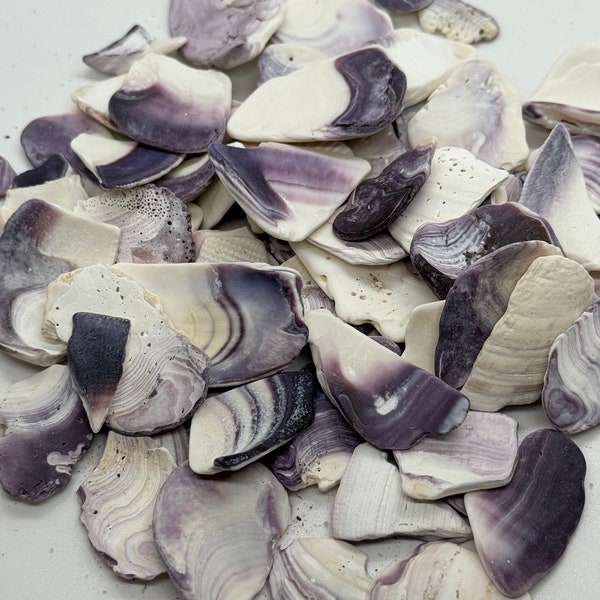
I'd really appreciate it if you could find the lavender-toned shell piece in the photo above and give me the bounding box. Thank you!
[367,541,531,600]
[272,0,393,56]
[153,423,190,466]
[542,300,600,434]
[189,371,316,474]
[266,385,363,491]
[408,60,529,170]
[209,142,370,242]
[113,262,308,386]
[67,312,130,433]
[71,132,184,189]
[78,431,176,580]
[519,124,600,269]
[74,185,196,263]
[153,461,290,600]
[435,241,562,389]
[374,0,434,11]
[411,203,561,299]
[83,24,187,76]
[418,0,499,44]
[333,144,433,241]
[227,47,406,143]
[333,443,472,541]
[0,198,119,365]
[108,54,231,154]
[523,45,600,134]
[269,537,371,600]
[72,75,126,131]
[394,411,518,500]
[306,309,469,450]
[11,154,71,189]
[257,43,327,85]
[153,153,215,203]
[0,365,93,503]
[0,155,16,195]
[170,0,284,69]
[465,429,586,597]
[572,134,600,212]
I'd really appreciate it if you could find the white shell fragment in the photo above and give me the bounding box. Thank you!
[194,227,273,264]
[332,443,472,541]
[77,431,176,580]
[408,60,529,170]
[388,146,509,251]
[257,43,327,84]
[401,300,444,373]
[394,411,518,500]
[269,537,371,600]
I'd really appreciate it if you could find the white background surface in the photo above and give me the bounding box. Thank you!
[1,1,600,598]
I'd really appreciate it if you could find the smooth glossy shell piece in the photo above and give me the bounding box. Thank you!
[375,0,434,11]
[188,371,316,474]
[112,262,308,386]
[153,153,215,203]
[0,365,93,503]
[77,431,176,580]
[153,461,290,600]
[227,47,406,143]
[306,309,469,450]
[572,134,600,212]
[257,43,327,85]
[401,300,444,373]
[0,156,16,196]
[464,429,586,597]
[12,154,71,189]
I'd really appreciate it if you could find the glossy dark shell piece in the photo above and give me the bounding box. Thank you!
[465,429,586,597]
[0,156,16,196]
[153,154,216,203]
[11,154,70,188]
[374,0,434,11]
[333,145,433,241]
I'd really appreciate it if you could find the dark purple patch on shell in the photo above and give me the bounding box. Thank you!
[465,428,586,597]
[0,156,16,195]
[154,154,216,203]
[12,154,70,188]
[375,0,434,11]
[333,144,432,241]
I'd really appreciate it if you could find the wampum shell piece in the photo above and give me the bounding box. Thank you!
[408,59,529,170]
[74,184,196,263]
[0,365,93,503]
[394,411,518,500]
[0,156,16,196]
[418,0,499,44]
[543,300,600,434]
[367,541,531,600]
[12,154,71,188]
[332,443,472,541]
[67,312,130,433]
[0,198,119,365]
[153,153,215,203]
[375,0,434,12]
[306,309,469,450]
[77,431,176,580]
[189,371,316,474]
[272,0,393,56]
[153,461,290,600]
[108,54,231,154]
[519,124,600,270]
[169,0,285,69]
[269,537,371,600]
[401,300,444,373]
[465,429,586,597]
[44,265,210,435]
[572,134,600,213]
[194,226,273,264]
[411,203,561,299]
[435,241,562,390]
[113,262,307,386]
[280,255,336,314]
[257,43,327,84]
[208,142,371,242]
[266,385,363,492]
[227,46,406,142]
[461,254,595,411]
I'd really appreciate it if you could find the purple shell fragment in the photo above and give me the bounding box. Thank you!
[465,429,586,597]
[0,155,16,196]
[0,365,93,503]
[153,153,216,203]
[374,0,434,11]
[333,144,433,241]
[572,133,600,212]
[11,154,71,188]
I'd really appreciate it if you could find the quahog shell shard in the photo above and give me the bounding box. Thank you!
[464,429,586,597]
[269,537,371,600]
[272,0,393,56]
[572,133,600,213]
[332,443,472,541]
[169,0,285,69]
[375,0,434,12]
[257,43,327,84]
[153,461,290,600]
[0,155,16,196]
[401,300,444,373]
[393,411,518,500]
[12,154,71,189]
[461,254,596,411]
[208,142,371,242]
[0,365,93,503]
[523,45,600,134]
[407,60,529,170]
[227,47,406,142]
[112,262,308,386]
[194,227,273,264]
[153,153,216,203]
[543,300,600,434]
[189,371,316,474]
[306,309,469,450]
[108,53,232,154]
[77,431,176,580]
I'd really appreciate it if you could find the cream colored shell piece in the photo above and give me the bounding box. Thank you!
[401,300,444,374]
[194,226,274,264]
[461,255,596,411]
